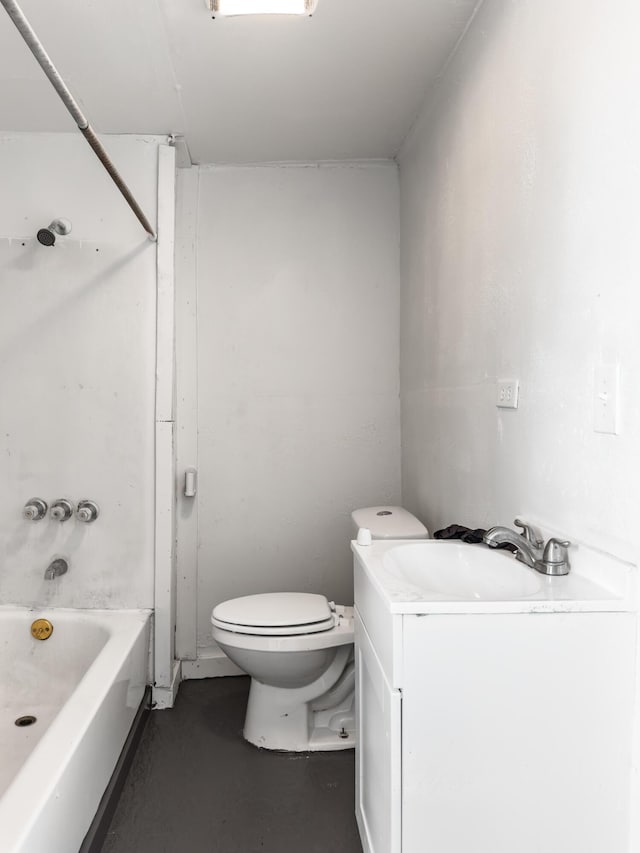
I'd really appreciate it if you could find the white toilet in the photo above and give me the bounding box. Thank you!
[211,506,429,752]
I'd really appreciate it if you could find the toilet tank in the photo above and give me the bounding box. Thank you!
[351,506,429,540]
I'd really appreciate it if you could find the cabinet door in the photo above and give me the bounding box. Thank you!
[355,611,401,853]
[401,613,636,853]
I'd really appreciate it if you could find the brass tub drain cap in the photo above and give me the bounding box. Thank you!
[31,618,53,640]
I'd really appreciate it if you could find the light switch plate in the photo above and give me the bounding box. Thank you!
[496,379,519,409]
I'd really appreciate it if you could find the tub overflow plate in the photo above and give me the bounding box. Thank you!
[31,618,53,640]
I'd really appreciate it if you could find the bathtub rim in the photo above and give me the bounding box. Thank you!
[0,606,152,852]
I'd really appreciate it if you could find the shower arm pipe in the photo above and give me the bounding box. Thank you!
[0,0,157,241]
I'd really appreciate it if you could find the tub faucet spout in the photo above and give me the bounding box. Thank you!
[45,558,68,580]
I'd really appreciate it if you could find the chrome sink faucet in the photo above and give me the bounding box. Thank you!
[483,519,572,576]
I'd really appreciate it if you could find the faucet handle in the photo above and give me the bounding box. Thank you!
[534,537,572,576]
[514,518,543,548]
[50,499,74,522]
[542,538,571,563]
[76,500,99,523]
[23,498,48,521]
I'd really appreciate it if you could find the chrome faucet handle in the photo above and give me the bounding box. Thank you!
[23,498,48,521]
[76,500,99,523]
[535,538,572,576]
[50,499,74,522]
[542,538,571,562]
[514,518,543,548]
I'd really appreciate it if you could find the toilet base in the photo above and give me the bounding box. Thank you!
[243,677,355,752]
[308,701,356,751]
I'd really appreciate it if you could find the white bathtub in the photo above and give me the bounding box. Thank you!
[0,607,151,853]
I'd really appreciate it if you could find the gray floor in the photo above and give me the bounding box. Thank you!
[101,677,363,853]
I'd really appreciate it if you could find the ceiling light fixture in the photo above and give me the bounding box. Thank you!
[208,0,318,16]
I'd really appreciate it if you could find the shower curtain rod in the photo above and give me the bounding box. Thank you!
[0,0,157,241]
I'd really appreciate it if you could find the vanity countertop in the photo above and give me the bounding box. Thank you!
[351,539,637,615]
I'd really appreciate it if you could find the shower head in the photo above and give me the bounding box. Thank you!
[36,218,72,246]
[36,227,55,246]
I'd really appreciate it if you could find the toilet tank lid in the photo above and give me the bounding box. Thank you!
[212,592,333,629]
[351,506,429,539]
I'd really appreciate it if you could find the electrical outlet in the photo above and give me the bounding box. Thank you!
[496,379,519,409]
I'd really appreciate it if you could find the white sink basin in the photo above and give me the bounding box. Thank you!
[382,542,542,600]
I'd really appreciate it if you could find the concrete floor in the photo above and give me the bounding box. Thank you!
[101,676,363,853]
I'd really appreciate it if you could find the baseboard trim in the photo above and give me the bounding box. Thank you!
[79,686,151,853]
[152,659,183,709]
[181,647,245,680]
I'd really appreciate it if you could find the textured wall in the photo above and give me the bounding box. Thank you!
[398,0,640,563]
[0,133,162,608]
[194,163,401,647]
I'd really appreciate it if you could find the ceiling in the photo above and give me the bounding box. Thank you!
[0,0,478,164]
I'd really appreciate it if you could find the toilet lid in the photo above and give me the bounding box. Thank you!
[211,592,337,636]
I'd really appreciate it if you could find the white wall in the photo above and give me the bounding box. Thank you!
[194,163,401,648]
[0,133,163,609]
[399,0,640,564]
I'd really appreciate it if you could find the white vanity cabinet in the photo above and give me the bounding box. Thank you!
[355,611,401,853]
[353,541,639,853]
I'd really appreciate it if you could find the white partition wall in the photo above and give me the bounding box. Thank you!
[178,162,403,673]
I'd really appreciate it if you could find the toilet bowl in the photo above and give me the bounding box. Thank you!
[211,506,428,752]
[213,593,354,751]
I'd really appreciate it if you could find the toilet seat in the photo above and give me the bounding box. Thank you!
[212,592,338,636]
[213,606,354,653]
